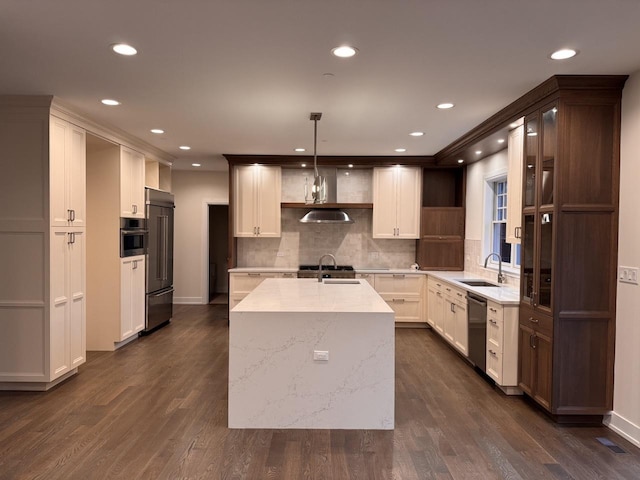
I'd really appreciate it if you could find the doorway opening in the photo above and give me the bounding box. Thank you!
[208,205,229,304]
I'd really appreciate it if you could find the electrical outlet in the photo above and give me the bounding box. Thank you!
[313,350,329,361]
[619,266,639,285]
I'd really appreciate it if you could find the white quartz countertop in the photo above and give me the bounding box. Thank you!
[356,268,425,274]
[232,278,393,314]
[229,267,298,273]
[425,271,520,305]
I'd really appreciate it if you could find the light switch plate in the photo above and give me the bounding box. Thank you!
[619,266,639,285]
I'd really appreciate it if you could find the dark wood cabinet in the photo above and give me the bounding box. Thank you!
[516,76,625,422]
[417,169,465,270]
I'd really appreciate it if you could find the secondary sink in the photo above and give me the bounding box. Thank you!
[322,279,361,285]
[457,279,500,287]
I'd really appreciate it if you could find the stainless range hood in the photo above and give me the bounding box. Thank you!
[299,167,354,224]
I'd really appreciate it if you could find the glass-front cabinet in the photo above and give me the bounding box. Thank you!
[520,104,556,314]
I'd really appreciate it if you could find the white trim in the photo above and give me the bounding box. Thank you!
[174,297,204,305]
[604,411,640,449]
[201,199,228,305]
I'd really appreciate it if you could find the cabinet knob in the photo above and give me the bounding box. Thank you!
[489,319,497,325]
[392,298,405,303]
[489,307,497,313]
[529,316,539,323]
[393,274,405,279]
[248,273,261,277]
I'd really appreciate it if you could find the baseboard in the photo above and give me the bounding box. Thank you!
[604,411,640,448]
[174,297,205,305]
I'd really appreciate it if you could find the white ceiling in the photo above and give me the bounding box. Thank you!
[2,0,640,171]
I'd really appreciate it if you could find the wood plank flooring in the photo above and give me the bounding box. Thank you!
[0,304,639,479]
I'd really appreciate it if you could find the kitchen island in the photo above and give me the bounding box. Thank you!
[228,278,395,429]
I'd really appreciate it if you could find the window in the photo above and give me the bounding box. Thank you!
[490,179,520,269]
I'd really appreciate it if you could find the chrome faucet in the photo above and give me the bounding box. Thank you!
[317,253,337,282]
[484,252,507,284]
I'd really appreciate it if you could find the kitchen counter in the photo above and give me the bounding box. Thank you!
[425,271,520,305]
[228,267,298,273]
[229,278,395,429]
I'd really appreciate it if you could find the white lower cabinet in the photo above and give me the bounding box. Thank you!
[374,273,425,323]
[229,272,293,307]
[120,256,146,341]
[486,301,519,391]
[442,284,468,355]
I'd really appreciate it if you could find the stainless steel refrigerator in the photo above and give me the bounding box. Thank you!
[144,188,174,332]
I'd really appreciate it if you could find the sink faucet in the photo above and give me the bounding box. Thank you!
[317,253,337,282]
[484,253,507,284]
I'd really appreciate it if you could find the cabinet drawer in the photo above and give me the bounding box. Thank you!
[487,315,503,353]
[443,283,466,305]
[486,347,503,384]
[519,305,553,338]
[279,272,296,279]
[375,274,423,295]
[229,273,279,294]
[487,301,503,319]
[356,273,375,287]
[380,295,422,322]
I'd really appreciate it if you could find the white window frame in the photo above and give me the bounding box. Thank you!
[482,170,520,275]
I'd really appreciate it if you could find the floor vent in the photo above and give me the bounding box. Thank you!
[596,437,626,453]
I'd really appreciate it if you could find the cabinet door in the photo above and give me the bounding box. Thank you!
[50,230,71,378]
[506,125,523,244]
[256,166,281,237]
[131,256,146,334]
[234,166,258,237]
[453,300,468,355]
[518,323,534,396]
[381,296,422,322]
[68,229,86,368]
[372,167,398,238]
[50,119,86,227]
[120,146,145,218]
[395,167,421,239]
[120,258,134,340]
[443,299,455,344]
[532,332,552,411]
[426,283,437,327]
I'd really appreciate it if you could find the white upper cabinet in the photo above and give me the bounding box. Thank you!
[372,166,421,239]
[506,125,524,244]
[234,165,281,237]
[50,116,86,227]
[120,146,145,218]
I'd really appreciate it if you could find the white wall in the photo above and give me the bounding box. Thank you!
[606,70,640,447]
[172,170,228,304]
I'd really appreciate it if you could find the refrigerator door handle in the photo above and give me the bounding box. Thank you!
[153,287,174,297]
[163,215,169,281]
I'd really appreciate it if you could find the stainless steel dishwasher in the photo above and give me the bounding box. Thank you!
[467,293,488,372]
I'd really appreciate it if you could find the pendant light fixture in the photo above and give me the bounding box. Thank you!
[300,112,353,223]
[307,112,326,204]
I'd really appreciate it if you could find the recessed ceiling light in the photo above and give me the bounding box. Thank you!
[395,148,407,153]
[550,48,577,60]
[348,164,354,168]
[331,46,358,58]
[457,159,464,164]
[111,43,137,56]
[475,150,482,155]
[301,163,307,167]
[179,145,191,150]
[150,129,164,134]
[409,132,424,137]
[192,163,201,167]
[101,99,120,106]
[294,148,306,152]
[497,138,505,144]
[437,103,454,110]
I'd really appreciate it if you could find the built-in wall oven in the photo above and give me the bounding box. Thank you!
[120,218,147,257]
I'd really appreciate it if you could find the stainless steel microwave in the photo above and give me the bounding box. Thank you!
[120,217,147,257]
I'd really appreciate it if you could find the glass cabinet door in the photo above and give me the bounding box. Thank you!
[540,107,557,206]
[521,214,535,304]
[523,116,538,207]
[537,212,553,309]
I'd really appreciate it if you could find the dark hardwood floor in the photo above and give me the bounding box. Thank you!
[0,304,639,479]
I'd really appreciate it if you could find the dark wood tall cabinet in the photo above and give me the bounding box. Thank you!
[516,76,626,422]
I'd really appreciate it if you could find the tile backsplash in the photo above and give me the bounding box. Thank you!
[464,239,520,288]
[237,208,417,268]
